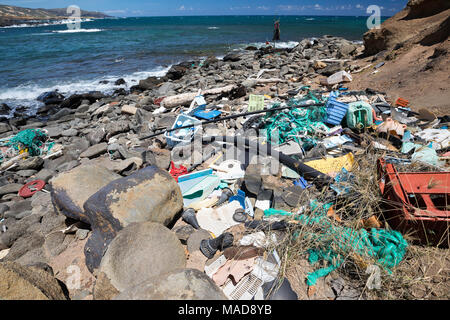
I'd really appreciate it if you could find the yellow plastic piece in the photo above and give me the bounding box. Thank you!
[305,153,355,175]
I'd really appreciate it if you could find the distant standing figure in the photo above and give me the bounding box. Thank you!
[273,20,280,41]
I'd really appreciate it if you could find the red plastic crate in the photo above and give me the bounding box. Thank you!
[377,158,450,247]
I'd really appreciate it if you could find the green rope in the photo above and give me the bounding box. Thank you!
[263,104,328,146]
[282,200,408,286]
[4,129,48,157]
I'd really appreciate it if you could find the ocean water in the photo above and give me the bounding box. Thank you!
[0,15,379,115]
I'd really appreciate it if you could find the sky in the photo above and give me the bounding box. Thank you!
[1,0,409,17]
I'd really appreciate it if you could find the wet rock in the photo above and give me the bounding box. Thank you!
[115,78,126,86]
[51,164,121,224]
[83,166,183,272]
[166,65,188,81]
[0,261,68,300]
[79,143,108,159]
[114,268,227,300]
[37,90,65,105]
[223,53,241,62]
[132,76,163,92]
[99,222,186,292]
[60,92,106,110]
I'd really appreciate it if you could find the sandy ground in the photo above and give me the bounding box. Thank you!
[348,40,449,116]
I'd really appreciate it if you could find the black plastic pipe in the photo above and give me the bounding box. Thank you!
[202,136,333,186]
[140,102,324,140]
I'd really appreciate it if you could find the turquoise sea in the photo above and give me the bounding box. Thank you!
[0,15,385,113]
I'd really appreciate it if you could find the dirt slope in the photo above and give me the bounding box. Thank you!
[348,0,450,115]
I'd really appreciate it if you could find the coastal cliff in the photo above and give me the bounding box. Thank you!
[0,4,110,27]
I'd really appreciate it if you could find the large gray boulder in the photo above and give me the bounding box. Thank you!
[83,165,183,272]
[99,222,186,293]
[114,268,227,300]
[51,164,122,224]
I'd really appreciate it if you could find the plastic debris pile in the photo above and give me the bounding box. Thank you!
[156,86,448,300]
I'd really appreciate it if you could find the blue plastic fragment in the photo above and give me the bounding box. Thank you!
[194,109,222,120]
[229,189,246,209]
[294,177,312,189]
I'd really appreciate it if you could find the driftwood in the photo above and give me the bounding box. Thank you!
[161,85,237,109]
[252,78,286,84]
[0,151,28,171]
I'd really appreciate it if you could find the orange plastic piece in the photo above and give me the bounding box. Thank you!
[395,98,409,108]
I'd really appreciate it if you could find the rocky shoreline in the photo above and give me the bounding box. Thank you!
[0,26,448,301]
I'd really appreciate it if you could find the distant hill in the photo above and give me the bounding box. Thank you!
[0,4,110,26]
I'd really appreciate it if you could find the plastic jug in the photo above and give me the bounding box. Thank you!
[346,101,374,129]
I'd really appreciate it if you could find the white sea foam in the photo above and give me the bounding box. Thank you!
[1,18,94,29]
[0,66,172,115]
[242,41,299,49]
[52,28,103,33]
[208,27,220,30]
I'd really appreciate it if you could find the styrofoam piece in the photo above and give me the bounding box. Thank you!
[322,135,353,150]
[255,199,271,211]
[252,257,279,283]
[196,201,242,236]
[204,254,228,279]
[326,71,353,85]
[222,256,280,300]
[415,128,450,149]
[213,257,256,287]
[239,231,267,248]
[211,160,245,180]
